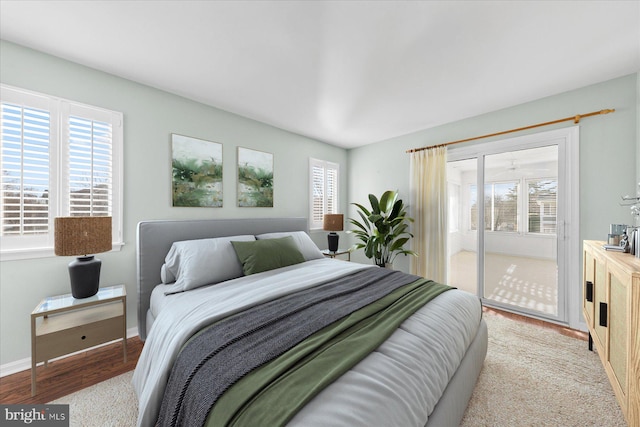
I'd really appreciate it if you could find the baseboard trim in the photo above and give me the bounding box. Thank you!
[0,327,139,378]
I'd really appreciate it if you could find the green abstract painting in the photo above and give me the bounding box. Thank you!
[171,134,223,207]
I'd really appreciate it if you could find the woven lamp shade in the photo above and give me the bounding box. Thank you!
[323,214,344,232]
[54,216,112,256]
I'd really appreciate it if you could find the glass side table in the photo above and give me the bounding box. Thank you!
[321,248,351,261]
[30,284,127,396]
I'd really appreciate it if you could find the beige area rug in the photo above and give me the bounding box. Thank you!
[460,313,625,427]
[52,313,625,427]
[51,371,137,427]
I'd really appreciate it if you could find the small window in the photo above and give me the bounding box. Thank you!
[309,158,339,230]
[469,181,519,232]
[527,178,557,234]
[1,85,123,260]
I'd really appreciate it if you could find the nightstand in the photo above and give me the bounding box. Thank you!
[30,284,127,396]
[321,248,351,261]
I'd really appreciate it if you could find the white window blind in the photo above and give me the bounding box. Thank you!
[309,158,339,230]
[1,103,51,236]
[311,163,324,225]
[66,115,113,216]
[0,85,123,260]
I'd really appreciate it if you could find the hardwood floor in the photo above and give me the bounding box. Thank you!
[0,308,587,405]
[0,337,143,404]
[483,306,589,341]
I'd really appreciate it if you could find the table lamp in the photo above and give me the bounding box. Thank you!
[54,216,112,299]
[323,214,343,253]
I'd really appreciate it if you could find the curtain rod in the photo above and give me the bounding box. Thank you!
[406,108,615,154]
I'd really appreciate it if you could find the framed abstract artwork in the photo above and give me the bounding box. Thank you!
[171,134,223,207]
[237,147,273,207]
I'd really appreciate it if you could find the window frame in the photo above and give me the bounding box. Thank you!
[309,158,339,230]
[0,84,123,261]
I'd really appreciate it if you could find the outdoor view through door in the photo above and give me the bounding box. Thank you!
[447,145,559,317]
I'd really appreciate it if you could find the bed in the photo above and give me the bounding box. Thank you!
[133,217,487,427]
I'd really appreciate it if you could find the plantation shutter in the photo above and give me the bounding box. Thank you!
[309,158,339,229]
[326,165,338,215]
[311,163,325,225]
[1,100,52,237]
[66,115,113,217]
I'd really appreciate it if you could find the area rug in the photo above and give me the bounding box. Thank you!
[51,313,625,426]
[460,313,625,427]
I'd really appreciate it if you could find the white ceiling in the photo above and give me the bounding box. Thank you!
[1,1,638,149]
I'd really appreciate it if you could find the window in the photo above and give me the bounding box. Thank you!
[469,181,519,232]
[527,178,557,234]
[0,85,123,260]
[469,178,557,235]
[309,158,339,230]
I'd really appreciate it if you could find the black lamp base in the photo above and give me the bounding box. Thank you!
[327,232,339,252]
[68,256,101,299]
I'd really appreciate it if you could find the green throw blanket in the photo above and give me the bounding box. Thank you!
[207,278,451,427]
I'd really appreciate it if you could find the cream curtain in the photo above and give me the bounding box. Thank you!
[409,146,448,282]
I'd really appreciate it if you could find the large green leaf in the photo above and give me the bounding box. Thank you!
[368,213,383,224]
[368,194,380,214]
[347,205,371,234]
[379,190,397,213]
[352,203,371,218]
[389,237,409,252]
[389,199,402,220]
[393,223,409,235]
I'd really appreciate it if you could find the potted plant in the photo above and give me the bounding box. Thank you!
[348,190,417,268]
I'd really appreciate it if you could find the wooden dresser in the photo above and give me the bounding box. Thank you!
[583,240,640,426]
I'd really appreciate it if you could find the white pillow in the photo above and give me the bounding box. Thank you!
[163,234,256,294]
[160,264,175,284]
[256,231,324,261]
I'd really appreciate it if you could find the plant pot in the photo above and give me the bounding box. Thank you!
[384,263,394,270]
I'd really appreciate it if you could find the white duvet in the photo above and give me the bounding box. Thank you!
[133,259,482,427]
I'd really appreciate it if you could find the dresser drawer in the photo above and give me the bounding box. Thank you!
[34,302,124,363]
[35,315,124,362]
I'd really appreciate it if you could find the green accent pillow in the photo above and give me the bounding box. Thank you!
[231,236,305,275]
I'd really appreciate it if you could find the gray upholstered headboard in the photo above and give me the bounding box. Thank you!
[136,217,309,340]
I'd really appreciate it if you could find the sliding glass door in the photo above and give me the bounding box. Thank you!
[446,128,578,324]
[447,158,478,295]
[482,147,559,316]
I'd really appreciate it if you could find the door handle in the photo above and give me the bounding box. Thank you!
[599,302,608,327]
[557,221,565,240]
[586,281,593,302]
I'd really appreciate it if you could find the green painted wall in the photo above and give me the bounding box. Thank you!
[347,73,638,270]
[347,72,638,331]
[0,40,348,367]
